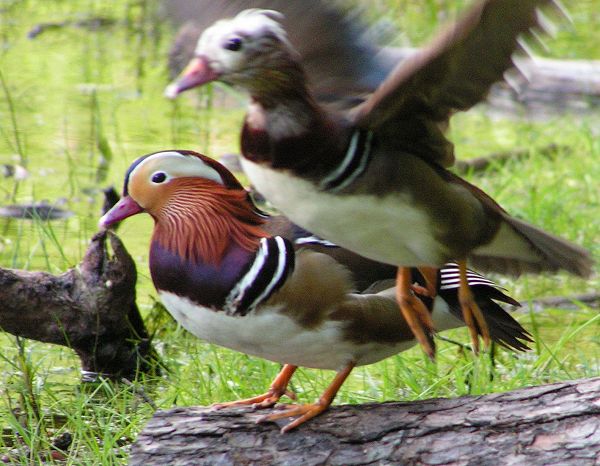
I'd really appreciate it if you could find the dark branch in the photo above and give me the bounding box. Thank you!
[0,231,156,378]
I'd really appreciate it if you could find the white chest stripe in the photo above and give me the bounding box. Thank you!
[251,237,290,309]
[294,235,338,248]
[228,239,269,305]
[320,129,373,193]
[224,236,294,315]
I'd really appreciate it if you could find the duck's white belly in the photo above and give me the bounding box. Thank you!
[159,291,419,370]
[242,159,445,266]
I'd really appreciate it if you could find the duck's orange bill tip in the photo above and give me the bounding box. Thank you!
[164,56,219,99]
[98,196,143,228]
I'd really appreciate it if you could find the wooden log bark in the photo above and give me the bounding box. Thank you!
[486,56,600,117]
[130,377,600,465]
[0,230,155,378]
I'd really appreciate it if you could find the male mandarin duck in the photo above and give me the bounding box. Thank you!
[99,150,531,432]
[164,2,592,358]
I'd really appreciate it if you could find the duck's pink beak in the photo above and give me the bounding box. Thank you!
[164,56,220,99]
[99,196,143,229]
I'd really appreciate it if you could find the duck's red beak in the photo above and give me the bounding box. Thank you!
[164,56,220,99]
[99,196,143,229]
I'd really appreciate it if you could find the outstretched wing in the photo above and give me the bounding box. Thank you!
[350,0,562,167]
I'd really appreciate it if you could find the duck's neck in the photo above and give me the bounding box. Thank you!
[149,182,272,309]
[241,78,347,177]
[245,57,312,110]
[150,238,259,310]
[149,200,296,313]
[152,183,267,266]
[247,94,319,141]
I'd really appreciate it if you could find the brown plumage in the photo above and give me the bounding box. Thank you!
[164,0,567,167]
[349,1,560,167]
[126,154,268,265]
[164,2,592,357]
[100,149,532,432]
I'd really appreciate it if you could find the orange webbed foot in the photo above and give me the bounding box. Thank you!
[213,364,298,410]
[212,389,296,410]
[257,402,329,433]
[258,362,355,433]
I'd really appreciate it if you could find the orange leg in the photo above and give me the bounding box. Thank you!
[410,267,439,298]
[258,362,355,433]
[457,260,491,353]
[213,364,298,410]
[410,283,430,297]
[396,267,436,360]
[417,267,438,298]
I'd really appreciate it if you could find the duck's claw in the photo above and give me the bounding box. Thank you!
[457,260,491,354]
[258,402,329,433]
[213,364,298,410]
[258,362,355,433]
[397,267,436,360]
[212,389,294,410]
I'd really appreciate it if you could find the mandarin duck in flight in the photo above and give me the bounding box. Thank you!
[99,150,531,432]
[164,2,592,358]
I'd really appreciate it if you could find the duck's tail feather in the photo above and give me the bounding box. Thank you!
[471,214,593,278]
[434,264,532,352]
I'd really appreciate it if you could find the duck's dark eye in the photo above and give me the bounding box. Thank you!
[151,172,167,184]
[224,37,243,51]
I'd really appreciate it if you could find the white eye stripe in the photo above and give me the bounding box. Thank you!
[130,151,224,186]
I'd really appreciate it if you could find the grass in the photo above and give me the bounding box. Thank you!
[0,0,598,463]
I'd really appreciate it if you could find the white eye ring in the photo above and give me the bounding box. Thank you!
[151,171,168,184]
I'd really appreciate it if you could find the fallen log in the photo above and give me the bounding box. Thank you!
[379,48,600,118]
[486,56,600,117]
[130,377,600,465]
[0,230,155,378]
[453,144,564,175]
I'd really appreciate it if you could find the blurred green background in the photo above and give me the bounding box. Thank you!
[0,0,598,462]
